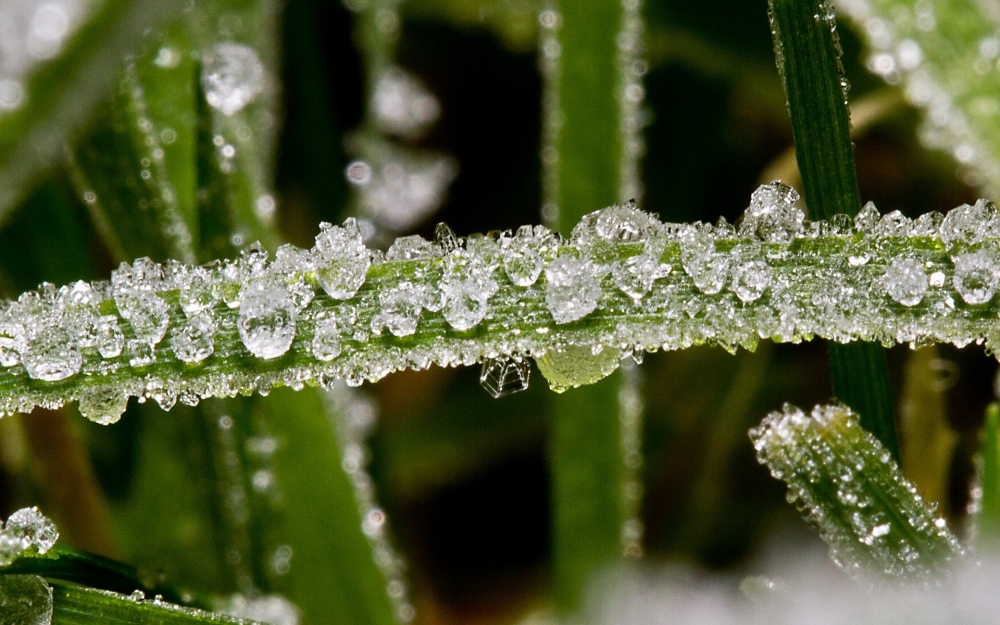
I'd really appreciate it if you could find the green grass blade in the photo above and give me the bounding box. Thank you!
[976,402,1000,543]
[768,0,899,459]
[0,0,180,221]
[751,403,964,580]
[547,0,627,613]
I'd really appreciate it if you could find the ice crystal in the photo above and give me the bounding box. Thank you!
[738,181,804,242]
[750,404,963,580]
[238,282,297,359]
[480,356,530,398]
[953,250,999,305]
[0,507,57,566]
[883,257,928,307]
[313,218,371,300]
[544,254,602,324]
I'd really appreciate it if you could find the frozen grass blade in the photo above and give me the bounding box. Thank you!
[750,403,964,580]
[769,0,899,459]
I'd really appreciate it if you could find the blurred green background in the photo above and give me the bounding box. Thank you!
[0,0,996,623]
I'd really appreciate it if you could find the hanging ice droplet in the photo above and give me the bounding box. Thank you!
[738,181,804,242]
[22,326,81,381]
[953,250,1000,305]
[313,218,371,300]
[5,507,58,554]
[0,574,52,625]
[170,314,216,363]
[534,345,620,393]
[78,386,129,425]
[883,257,928,306]
[312,319,342,361]
[545,254,602,324]
[238,282,297,359]
[480,356,530,398]
[201,42,265,116]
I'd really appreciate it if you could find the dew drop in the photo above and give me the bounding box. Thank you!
[534,345,620,393]
[953,250,1000,305]
[170,314,216,363]
[883,257,928,306]
[545,254,602,324]
[22,326,81,381]
[78,386,129,425]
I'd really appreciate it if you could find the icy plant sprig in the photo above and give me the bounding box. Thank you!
[2,183,1000,425]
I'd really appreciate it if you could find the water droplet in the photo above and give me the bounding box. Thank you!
[479,356,530,398]
[534,345,620,393]
[545,254,602,324]
[201,42,265,116]
[883,257,928,306]
[314,218,371,300]
[22,325,80,381]
[953,250,999,304]
[115,290,169,345]
[501,225,550,287]
[95,316,124,358]
[739,182,804,242]
[940,199,998,247]
[78,386,129,425]
[170,314,216,363]
[680,227,729,294]
[238,282,297,359]
[374,282,426,337]
[729,244,771,304]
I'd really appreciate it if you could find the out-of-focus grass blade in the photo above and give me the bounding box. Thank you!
[976,402,1000,544]
[48,579,261,625]
[0,0,180,222]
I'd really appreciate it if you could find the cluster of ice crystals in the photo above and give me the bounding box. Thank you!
[6,184,1000,420]
[201,42,266,116]
[0,507,58,566]
[750,404,963,580]
[480,356,530,398]
[883,257,928,306]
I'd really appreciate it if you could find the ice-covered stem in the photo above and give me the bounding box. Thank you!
[769,0,899,459]
[750,404,964,580]
[4,195,1000,423]
[838,0,1000,197]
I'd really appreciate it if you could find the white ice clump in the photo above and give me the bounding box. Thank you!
[6,185,1000,419]
[0,507,58,566]
[883,257,928,306]
[545,254,603,324]
[201,42,266,116]
[371,66,441,139]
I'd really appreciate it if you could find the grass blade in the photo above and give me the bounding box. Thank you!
[768,0,899,459]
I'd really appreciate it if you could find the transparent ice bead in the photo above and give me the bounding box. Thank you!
[953,250,1000,305]
[501,225,547,287]
[170,314,216,363]
[115,290,170,345]
[22,325,81,381]
[729,243,771,304]
[313,218,371,300]
[5,507,58,554]
[78,386,129,425]
[738,181,804,242]
[544,254,602,324]
[312,319,342,361]
[883,257,928,306]
[238,282,297,359]
[375,282,426,337]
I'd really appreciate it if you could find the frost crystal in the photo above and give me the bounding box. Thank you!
[738,181,804,242]
[953,250,999,305]
[238,282,297,359]
[680,227,729,294]
[501,225,550,287]
[883,257,928,306]
[374,282,426,337]
[729,243,771,303]
[201,42,265,116]
[440,250,498,331]
[479,356,530,398]
[545,254,602,324]
[170,314,216,363]
[940,200,999,247]
[314,219,371,300]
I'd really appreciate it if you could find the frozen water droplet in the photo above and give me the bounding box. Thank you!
[22,326,80,381]
[873,210,912,237]
[170,314,216,363]
[78,387,129,425]
[854,201,881,233]
[238,282,297,359]
[480,356,530,398]
[270,244,316,311]
[940,199,998,247]
[386,235,439,261]
[572,201,660,245]
[95,316,124,358]
[440,250,498,331]
[545,254,602,324]
[5,507,58,554]
[374,282,426,337]
[314,218,371,300]
[534,345,620,393]
[0,321,24,367]
[501,225,550,287]
[680,228,729,294]
[115,290,169,345]
[739,182,804,242]
[0,574,52,624]
[729,243,771,303]
[613,242,668,302]
[177,267,215,317]
[953,250,1000,304]
[883,257,928,306]
[312,319,342,361]
[433,222,460,253]
[201,42,265,116]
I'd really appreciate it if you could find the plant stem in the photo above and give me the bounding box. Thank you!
[978,402,1000,543]
[768,0,899,460]
[547,0,626,613]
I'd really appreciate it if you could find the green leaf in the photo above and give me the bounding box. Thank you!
[975,402,1000,543]
[768,0,899,460]
[0,0,181,222]
[750,403,964,580]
